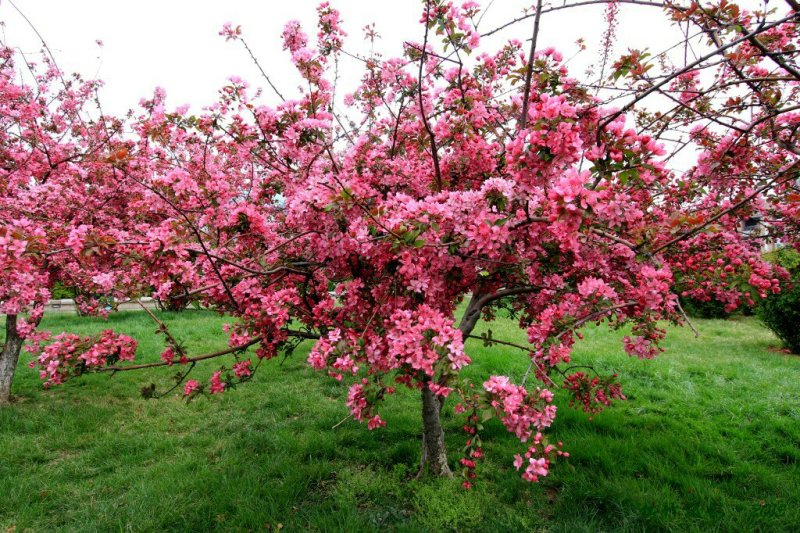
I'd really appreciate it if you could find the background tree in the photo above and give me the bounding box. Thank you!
[758,247,800,353]
[0,46,143,403]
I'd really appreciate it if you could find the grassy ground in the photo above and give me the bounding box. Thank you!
[1,310,798,532]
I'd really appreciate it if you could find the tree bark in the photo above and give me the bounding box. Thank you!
[416,292,498,477]
[0,315,23,405]
[416,293,487,478]
[419,380,453,477]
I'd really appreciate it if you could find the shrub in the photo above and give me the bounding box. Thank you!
[49,282,77,300]
[679,296,732,319]
[758,248,800,354]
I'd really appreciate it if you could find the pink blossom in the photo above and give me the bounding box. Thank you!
[233,360,252,378]
[209,371,226,394]
[183,380,200,396]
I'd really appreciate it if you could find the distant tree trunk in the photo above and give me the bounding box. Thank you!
[418,380,453,477]
[74,289,91,316]
[0,315,24,405]
[155,296,188,312]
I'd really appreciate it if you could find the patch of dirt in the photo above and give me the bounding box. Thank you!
[3,394,29,405]
[546,486,559,505]
[767,345,798,356]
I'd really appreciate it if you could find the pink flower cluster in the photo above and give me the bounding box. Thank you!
[564,371,626,413]
[385,305,468,377]
[209,371,226,394]
[512,432,569,482]
[30,330,137,386]
[345,380,386,430]
[183,380,201,396]
[483,376,556,442]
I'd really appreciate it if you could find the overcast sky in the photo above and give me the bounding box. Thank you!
[0,0,704,116]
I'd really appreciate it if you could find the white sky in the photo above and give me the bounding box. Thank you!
[0,0,696,116]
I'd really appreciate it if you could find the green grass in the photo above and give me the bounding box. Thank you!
[1,310,799,531]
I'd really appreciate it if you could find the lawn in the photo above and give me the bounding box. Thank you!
[1,310,799,531]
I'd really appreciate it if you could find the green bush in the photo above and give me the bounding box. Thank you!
[758,247,800,354]
[49,282,77,300]
[679,296,732,319]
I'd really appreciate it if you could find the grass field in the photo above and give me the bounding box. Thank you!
[1,310,799,532]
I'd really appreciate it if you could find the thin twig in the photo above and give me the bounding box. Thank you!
[418,0,443,191]
[519,0,543,130]
[675,297,700,338]
[332,413,353,429]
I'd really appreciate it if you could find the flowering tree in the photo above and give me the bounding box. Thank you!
[0,45,150,403]
[11,0,800,486]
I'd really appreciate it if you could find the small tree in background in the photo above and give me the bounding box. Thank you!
[0,47,149,403]
[759,248,800,353]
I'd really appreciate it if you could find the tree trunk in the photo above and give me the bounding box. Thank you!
[415,293,487,478]
[416,293,489,477]
[418,381,453,477]
[0,315,23,405]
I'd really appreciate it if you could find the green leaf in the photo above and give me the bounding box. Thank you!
[618,168,640,184]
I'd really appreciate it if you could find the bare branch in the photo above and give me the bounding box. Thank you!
[519,0,544,131]
[598,12,800,137]
[419,0,444,192]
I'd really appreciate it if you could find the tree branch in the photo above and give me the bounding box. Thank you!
[519,0,544,131]
[101,338,261,372]
[418,0,444,192]
[99,329,318,372]
[650,161,800,254]
[597,12,800,138]
[481,0,676,38]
